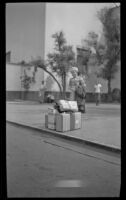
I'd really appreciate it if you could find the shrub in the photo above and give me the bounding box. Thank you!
[112,88,121,102]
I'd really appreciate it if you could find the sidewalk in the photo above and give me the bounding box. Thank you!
[6,101,121,153]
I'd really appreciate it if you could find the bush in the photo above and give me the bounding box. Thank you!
[112,88,121,102]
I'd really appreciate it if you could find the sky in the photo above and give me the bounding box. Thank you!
[6,2,115,62]
[45,3,114,56]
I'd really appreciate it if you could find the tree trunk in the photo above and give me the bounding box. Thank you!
[62,73,66,100]
[37,66,63,96]
[108,78,111,94]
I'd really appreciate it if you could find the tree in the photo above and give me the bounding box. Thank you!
[19,57,62,96]
[21,31,76,99]
[20,60,37,91]
[80,31,103,76]
[21,71,33,90]
[47,31,76,99]
[30,57,62,95]
[82,31,106,66]
[97,7,120,98]
[84,31,98,49]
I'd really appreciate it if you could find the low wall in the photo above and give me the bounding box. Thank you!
[21,91,39,101]
[44,91,109,103]
[6,91,38,101]
[6,91,22,101]
[6,91,119,103]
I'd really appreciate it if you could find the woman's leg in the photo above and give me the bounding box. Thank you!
[96,93,98,105]
[78,100,86,113]
[97,93,100,105]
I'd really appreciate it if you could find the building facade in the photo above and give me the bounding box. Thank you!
[6,62,45,101]
[6,3,120,101]
[6,3,46,100]
[6,3,46,62]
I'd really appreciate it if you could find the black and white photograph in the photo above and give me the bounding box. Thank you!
[5,2,121,197]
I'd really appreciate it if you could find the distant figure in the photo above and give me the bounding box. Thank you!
[47,94,54,103]
[69,67,80,100]
[38,81,46,103]
[94,80,102,105]
[75,80,86,113]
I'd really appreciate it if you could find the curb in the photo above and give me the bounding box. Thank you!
[6,120,121,154]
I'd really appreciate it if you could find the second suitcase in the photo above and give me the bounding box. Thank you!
[70,112,82,130]
[56,113,70,132]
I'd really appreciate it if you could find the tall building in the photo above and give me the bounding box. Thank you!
[6,3,46,62]
[6,3,46,100]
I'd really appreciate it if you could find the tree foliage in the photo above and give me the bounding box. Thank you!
[97,6,120,94]
[47,31,76,98]
[80,31,104,75]
[83,31,106,66]
[20,60,37,90]
[84,31,98,49]
[23,30,76,97]
[81,6,120,98]
[30,56,62,94]
[21,73,36,90]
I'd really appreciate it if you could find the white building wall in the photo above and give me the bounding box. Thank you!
[22,66,44,91]
[32,68,44,91]
[6,63,44,92]
[44,70,72,92]
[6,64,22,91]
[44,71,61,91]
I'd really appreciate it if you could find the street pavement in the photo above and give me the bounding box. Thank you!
[6,101,121,151]
[7,123,121,197]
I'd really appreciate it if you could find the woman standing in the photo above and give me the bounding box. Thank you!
[75,80,86,113]
[69,67,80,100]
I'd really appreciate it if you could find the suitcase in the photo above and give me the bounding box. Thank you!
[68,101,78,112]
[56,113,70,132]
[45,113,56,130]
[70,112,82,130]
[48,107,57,114]
[57,100,70,112]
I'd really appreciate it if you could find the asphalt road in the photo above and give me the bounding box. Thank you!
[7,123,120,197]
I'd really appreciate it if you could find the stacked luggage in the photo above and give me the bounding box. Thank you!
[45,100,82,132]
